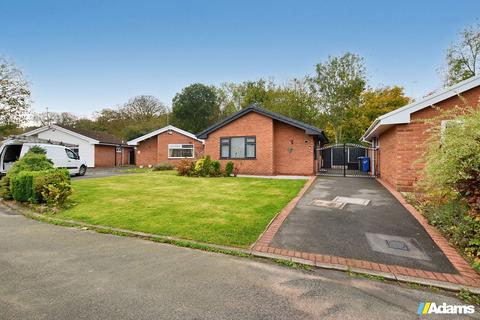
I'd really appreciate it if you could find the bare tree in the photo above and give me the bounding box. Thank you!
[34,111,78,127]
[120,95,167,121]
[0,56,31,128]
[444,23,480,86]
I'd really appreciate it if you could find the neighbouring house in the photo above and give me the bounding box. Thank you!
[24,124,134,167]
[127,125,204,167]
[362,75,480,192]
[196,104,328,176]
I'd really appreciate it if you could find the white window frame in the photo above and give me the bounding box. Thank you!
[168,144,195,159]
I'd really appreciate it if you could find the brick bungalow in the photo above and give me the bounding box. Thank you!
[24,124,133,167]
[127,125,204,167]
[196,104,328,176]
[362,75,480,192]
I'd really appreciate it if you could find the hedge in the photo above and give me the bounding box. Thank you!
[10,169,71,205]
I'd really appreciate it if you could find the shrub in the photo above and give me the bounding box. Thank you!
[194,155,213,176]
[40,181,72,207]
[10,169,71,207]
[194,156,223,177]
[36,169,71,207]
[423,107,480,214]
[10,171,42,203]
[153,161,175,171]
[419,106,480,270]
[0,151,55,200]
[177,158,195,176]
[211,160,221,176]
[0,175,12,200]
[8,152,54,177]
[420,198,480,270]
[224,161,234,177]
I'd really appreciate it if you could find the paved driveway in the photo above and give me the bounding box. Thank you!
[0,208,472,320]
[270,177,456,274]
[73,167,133,180]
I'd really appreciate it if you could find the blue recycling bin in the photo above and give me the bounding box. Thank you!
[359,157,370,172]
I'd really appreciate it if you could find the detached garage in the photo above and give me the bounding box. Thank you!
[362,75,480,191]
[24,124,134,167]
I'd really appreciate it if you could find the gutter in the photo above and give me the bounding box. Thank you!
[361,118,380,142]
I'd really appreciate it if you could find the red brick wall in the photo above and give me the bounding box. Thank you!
[94,145,133,167]
[135,131,203,167]
[203,112,317,175]
[378,86,480,191]
[135,136,158,167]
[273,120,316,175]
[204,112,275,175]
[378,126,399,189]
[156,131,203,165]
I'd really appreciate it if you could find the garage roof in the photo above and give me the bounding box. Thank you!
[362,75,480,142]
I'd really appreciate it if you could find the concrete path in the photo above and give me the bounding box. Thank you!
[0,210,474,320]
[270,176,456,273]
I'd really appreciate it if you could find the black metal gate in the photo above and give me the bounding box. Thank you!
[316,143,378,177]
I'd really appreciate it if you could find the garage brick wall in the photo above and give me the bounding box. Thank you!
[94,145,117,167]
[94,145,133,167]
[378,85,480,191]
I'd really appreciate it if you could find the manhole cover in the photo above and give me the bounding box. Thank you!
[332,196,370,206]
[309,199,346,209]
[365,233,430,261]
[386,240,409,251]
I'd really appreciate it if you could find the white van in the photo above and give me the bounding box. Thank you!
[0,139,88,176]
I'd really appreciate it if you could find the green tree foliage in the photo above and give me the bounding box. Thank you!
[341,86,411,142]
[444,23,480,86]
[172,83,220,133]
[218,78,319,127]
[309,52,367,143]
[0,56,31,135]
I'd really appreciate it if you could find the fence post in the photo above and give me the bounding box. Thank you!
[343,143,346,177]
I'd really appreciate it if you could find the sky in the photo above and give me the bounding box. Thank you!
[1,0,479,117]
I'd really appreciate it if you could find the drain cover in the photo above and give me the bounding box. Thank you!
[365,233,430,261]
[309,199,346,209]
[332,196,370,206]
[386,240,409,251]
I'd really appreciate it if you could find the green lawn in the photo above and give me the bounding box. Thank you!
[57,171,305,247]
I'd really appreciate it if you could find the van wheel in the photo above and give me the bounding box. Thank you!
[78,165,87,176]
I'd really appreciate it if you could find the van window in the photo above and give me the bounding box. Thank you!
[4,145,22,162]
[65,149,77,159]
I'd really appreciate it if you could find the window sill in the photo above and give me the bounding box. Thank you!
[220,158,257,160]
[168,157,195,159]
